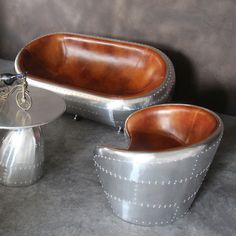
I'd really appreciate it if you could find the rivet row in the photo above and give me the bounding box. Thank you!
[0,161,43,169]
[94,160,210,185]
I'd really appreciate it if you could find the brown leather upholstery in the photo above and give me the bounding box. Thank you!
[126,105,219,151]
[16,33,167,98]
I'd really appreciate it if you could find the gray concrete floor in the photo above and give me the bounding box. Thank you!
[0,59,235,236]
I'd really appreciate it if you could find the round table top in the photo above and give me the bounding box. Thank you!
[0,86,66,129]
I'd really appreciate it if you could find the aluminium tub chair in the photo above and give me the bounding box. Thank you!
[15,33,175,128]
[94,104,223,225]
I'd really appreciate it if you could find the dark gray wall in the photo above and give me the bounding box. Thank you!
[0,0,236,115]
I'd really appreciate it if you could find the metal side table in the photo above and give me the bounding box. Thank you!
[0,87,65,186]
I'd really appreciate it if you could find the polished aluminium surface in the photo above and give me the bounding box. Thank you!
[0,127,44,186]
[0,87,65,186]
[94,104,224,226]
[15,33,175,128]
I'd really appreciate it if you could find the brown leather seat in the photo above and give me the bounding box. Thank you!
[125,104,219,151]
[16,33,167,98]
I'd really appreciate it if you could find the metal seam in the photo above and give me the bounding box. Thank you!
[103,189,197,208]
[0,161,43,169]
[94,160,210,185]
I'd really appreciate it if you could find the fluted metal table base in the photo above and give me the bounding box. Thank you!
[0,127,44,186]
